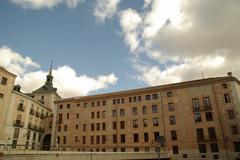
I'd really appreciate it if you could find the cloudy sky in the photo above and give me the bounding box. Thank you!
[0,0,240,98]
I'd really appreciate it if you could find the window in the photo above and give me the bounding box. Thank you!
[59,104,63,109]
[142,106,147,114]
[97,112,100,118]
[133,120,138,128]
[170,116,176,125]
[82,136,86,144]
[91,112,94,119]
[152,94,158,100]
[121,148,125,152]
[143,119,148,127]
[91,102,95,107]
[233,142,240,152]
[0,93,3,99]
[121,134,125,143]
[144,133,149,142]
[196,128,204,140]
[168,103,174,111]
[102,135,106,144]
[113,121,117,130]
[121,98,124,104]
[77,103,80,107]
[102,111,106,118]
[13,128,20,138]
[205,112,213,121]
[113,99,116,105]
[76,124,79,129]
[224,94,231,103]
[132,107,138,115]
[171,130,177,140]
[203,97,211,108]
[153,118,159,126]
[112,110,117,117]
[83,124,86,131]
[120,121,125,129]
[228,110,235,119]
[97,101,100,106]
[120,109,125,116]
[208,127,217,140]
[91,123,94,131]
[76,113,79,118]
[63,136,67,144]
[133,133,139,143]
[133,96,137,102]
[67,104,70,108]
[167,91,173,97]
[138,96,142,102]
[67,113,69,119]
[1,77,7,85]
[152,105,158,113]
[97,123,100,131]
[91,136,94,144]
[113,134,117,143]
[210,143,219,152]
[64,125,67,131]
[96,136,100,144]
[117,99,120,104]
[194,112,202,122]
[134,148,139,152]
[172,145,179,154]
[192,98,200,111]
[129,97,132,103]
[154,132,160,141]
[75,136,79,142]
[102,100,106,106]
[222,83,227,89]
[102,123,106,130]
[84,103,88,108]
[145,95,151,100]
[198,144,207,153]
[231,126,239,135]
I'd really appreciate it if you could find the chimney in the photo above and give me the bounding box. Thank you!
[227,72,232,77]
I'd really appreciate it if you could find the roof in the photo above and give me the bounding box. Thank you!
[55,75,240,103]
[0,66,17,77]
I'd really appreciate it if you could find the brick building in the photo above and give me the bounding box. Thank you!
[53,72,240,159]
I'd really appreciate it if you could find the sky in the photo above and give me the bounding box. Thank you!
[0,0,240,98]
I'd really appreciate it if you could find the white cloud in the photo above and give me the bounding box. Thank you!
[94,0,121,22]
[0,46,118,98]
[119,0,240,86]
[119,9,142,52]
[10,0,84,9]
[0,46,40,75]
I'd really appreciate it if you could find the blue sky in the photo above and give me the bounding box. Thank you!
[0,0,240,98]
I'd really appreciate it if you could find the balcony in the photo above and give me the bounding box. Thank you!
[28,123,37,130]
[17,104,25,111]
[35,111,40,117]
[29,109,35,115]
[193,105,212,112]
[37,127,45,133]
[40,113,45,119]
[13,120,24,127]
[197,136,217,142]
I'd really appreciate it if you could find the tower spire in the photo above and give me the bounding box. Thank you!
[46,61,54,85]
[49,60,53,75]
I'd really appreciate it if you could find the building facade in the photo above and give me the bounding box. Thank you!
[53,73,240,159]
[0,66,60,150]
